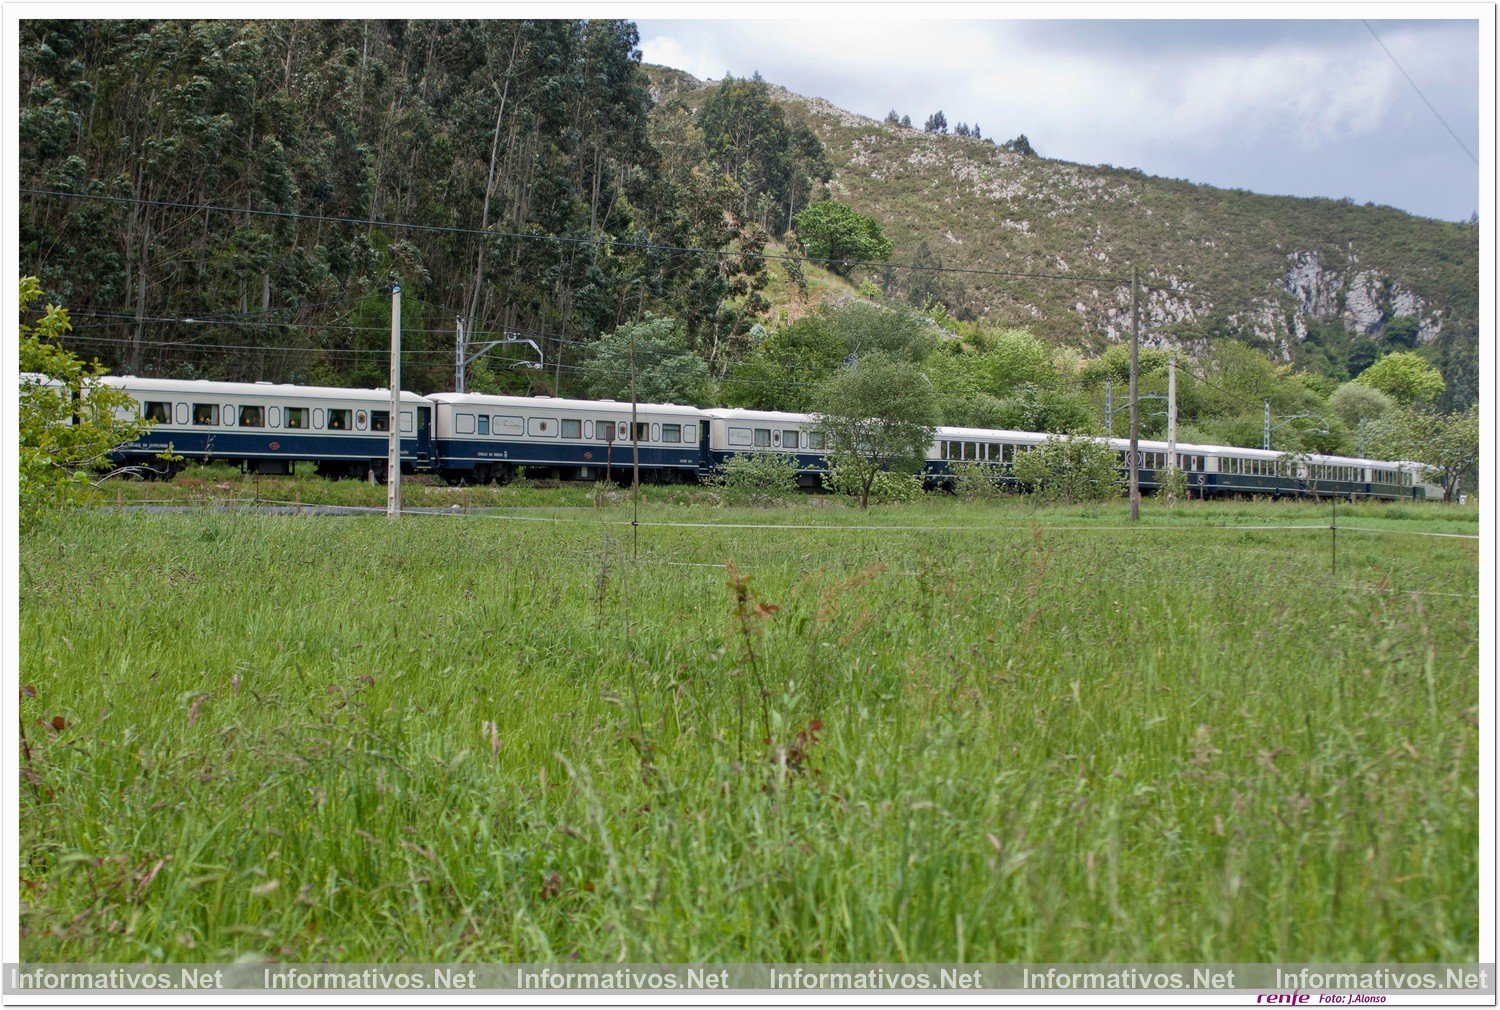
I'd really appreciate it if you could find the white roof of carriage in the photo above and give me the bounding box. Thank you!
[427,392,709,416]
[99,376,428,403]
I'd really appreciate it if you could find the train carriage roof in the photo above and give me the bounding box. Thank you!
[427,392,709,417]
[99,376,429,404]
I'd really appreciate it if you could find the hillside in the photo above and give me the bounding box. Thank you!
[645,65,1479,405]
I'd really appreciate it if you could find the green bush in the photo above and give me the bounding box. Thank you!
[1012,434,1124,504]
[710,452,801,505]
[824,459,924,503]
[949,461,1005,500]
[1155,465,1189,503]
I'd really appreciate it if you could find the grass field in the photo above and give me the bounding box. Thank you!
[18,496,1478,962]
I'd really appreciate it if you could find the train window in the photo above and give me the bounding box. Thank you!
[683,424,696,443]
[561,419,582,439]
[783,430,799,449]
[618,422,629,441]
[753,428,771,447]
[596,418,616,441]
[371,410,389,432]
[327,408,352,431]
[495,415,523,436]
[940,441,951,461]
[584,421,594,439]
[633,422,649,442]
[400,411,414,433]
[477,416,490,436]
[143,401,171,423]
[192,403,220,426]
[238,405,264,427]
[968,442,980,461]
[728,427,752,447]
[354,410,368,431]
[312,408,325,429]
[455,413,476,435]
[651,423,661,442]
[806,431,825,450]
[529,417,558,438]
[662,424,682,443]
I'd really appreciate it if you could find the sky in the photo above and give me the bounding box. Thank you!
[635,18,1481,222]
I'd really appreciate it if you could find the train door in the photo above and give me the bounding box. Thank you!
[414,405,433,467]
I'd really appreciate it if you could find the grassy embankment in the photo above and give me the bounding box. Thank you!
[19,497,1477,962]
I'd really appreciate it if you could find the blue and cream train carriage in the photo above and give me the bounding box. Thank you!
[96,376,434,480]
[73,374,1441,500]
[427,393,709,485]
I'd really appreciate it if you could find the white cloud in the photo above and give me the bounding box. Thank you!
[635,19,1479,219]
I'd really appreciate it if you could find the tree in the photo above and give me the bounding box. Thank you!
[1353,350,1445,405]
[810,354,939,508]
[579,314,712,405]
[696,74,831,232]
[1001,134,1037,156]
[884,109,900,125]
[19,277,150,526]
[903,240,947,309]
[822,300,938,362]
[1382,315,1420,350]
[1328,381,1395,428]
[899,114,911,129]
[721,315,846,411]
[1367,406,1478,502]
[793,200,893,277]
[1347,336,1380,377]
[1011,434,1123,504]
[923,111,947,134]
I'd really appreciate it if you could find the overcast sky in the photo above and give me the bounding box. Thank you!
[635,18,1481,222]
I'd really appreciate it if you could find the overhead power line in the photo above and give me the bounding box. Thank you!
[1361,20,1479,165]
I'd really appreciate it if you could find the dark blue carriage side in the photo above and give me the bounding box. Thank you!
[437,436,702,481]
[112,419,433,479]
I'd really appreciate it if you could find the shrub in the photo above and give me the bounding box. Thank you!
[1012,434,1124,504]
[1155,465,1189,504]
[711,452,801,505]
[824,458,924,503]
[949,461,1004,500]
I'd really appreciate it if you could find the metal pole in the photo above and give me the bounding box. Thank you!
[629,325,640,560]
[1104,378,1112,435]
[455,315,466,394]
[1263,400,1271,451]
[387,283,402,519]
[1166,352,1177,465]
[1129,265,1140,522]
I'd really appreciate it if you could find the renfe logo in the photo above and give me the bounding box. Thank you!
[1258,995,1311,1005]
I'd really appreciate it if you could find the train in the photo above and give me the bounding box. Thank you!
[38,374,1441,500]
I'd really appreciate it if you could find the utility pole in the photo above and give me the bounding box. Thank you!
[1263,400,1272,451]
[1129,265,1140,522]
[387,283,402,519]
[454,315,466,394]
[629,323,640,560]
[1104,378,1112,436]
[1166,351,1177,465]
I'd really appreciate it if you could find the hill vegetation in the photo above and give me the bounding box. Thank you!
[18,18,1477,438]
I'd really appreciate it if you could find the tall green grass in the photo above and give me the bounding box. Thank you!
[19,503,1477,962]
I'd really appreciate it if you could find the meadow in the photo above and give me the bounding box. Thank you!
[18,495,1478,962]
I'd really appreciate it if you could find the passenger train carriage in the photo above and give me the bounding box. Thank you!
[95,376,433,480]
[701,408,833,487]
[428,393,708,485]
[49,373,1441,500]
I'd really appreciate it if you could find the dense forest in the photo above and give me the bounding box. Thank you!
[19,19,828,393]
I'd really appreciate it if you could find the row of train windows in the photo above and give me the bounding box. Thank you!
[142,401,413,432]
[1371,468,1411,485]
[940,441,1016,463]
[1219,457,1281,477]
[1116,450,1173,471]
[725,427,825,450]
[453,413,697,444]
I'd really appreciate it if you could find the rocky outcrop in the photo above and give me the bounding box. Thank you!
[1277,250,1442,342]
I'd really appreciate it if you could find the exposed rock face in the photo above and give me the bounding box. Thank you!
[1223,250,1442,352]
